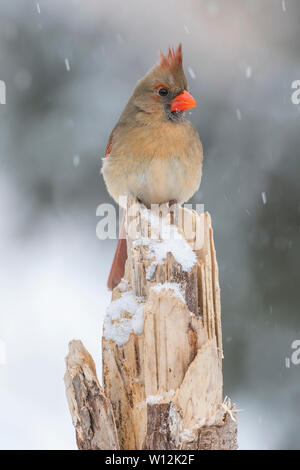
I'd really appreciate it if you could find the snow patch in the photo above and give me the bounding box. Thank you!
[103,291,144,347]
[152,282,186,304]
[146,261,157,280]
[180,428,196,442]
[138,389,175,408]
[146,394,164,405]
[118,278,129,292]
[169,403,182,439]
[136,208,196,272]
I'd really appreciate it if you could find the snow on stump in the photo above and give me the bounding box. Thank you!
[64,196,237,450]
[101,196,238,450]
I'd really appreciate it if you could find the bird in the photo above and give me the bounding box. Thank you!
[102,44,203,290]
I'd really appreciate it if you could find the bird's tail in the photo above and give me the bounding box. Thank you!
[107,211,127,290]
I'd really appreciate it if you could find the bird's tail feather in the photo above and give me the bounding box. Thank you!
[107,211,127,290]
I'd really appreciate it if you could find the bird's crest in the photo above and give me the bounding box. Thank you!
[159,44,182,70]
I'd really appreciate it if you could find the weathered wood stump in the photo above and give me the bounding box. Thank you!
[65,196,238,450]
[64,340,119,450]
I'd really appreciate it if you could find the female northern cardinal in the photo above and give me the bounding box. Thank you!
[102,44,203,289]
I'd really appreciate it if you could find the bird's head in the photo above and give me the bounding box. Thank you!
[131,44,197,122]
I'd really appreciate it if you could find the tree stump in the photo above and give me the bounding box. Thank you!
[64,340,119,450]
[65,197,238,450]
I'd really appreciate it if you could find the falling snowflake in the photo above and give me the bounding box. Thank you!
[0,80,6,104]
[0,340,6,364]
[64,58,70,72]
[36,3,41,14]
[236,108,242,120]
[73,155,80,167]
[261,192,267,204]
[282,0,286,12]
[246,66,252,79]
[188,67,196,80]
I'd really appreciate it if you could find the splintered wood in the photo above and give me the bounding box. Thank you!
[64,340,119,450]
[102,197,237,450]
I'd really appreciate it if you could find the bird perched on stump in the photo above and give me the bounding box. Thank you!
[102,44,203,290]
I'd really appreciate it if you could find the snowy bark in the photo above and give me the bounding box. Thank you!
[101,197,238,450]
[64,340,119,450]
[64,197,237,449]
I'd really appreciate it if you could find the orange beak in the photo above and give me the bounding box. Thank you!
[170,90,197,112]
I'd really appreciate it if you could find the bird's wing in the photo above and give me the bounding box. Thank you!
[105,133,113,157]
[105,121,120,157]
[105,126,127,290]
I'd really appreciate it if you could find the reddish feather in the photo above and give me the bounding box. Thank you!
[107,211,127,290]
[105,135,113,157]
[154,83,169,89]
[159,44,182,70]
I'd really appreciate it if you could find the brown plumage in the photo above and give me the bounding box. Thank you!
[102,44,203,289]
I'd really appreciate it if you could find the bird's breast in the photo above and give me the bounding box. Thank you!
[130,155,190,205]
[102,122,203,206]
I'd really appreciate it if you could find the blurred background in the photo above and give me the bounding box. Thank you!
[0,0,299,450]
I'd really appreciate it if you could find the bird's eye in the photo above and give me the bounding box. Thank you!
[158,88,169,97]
